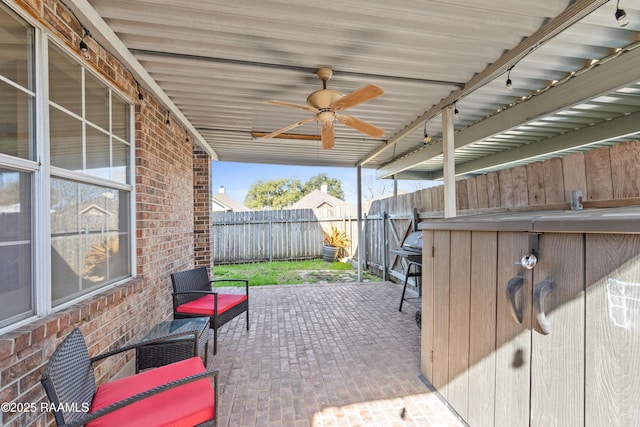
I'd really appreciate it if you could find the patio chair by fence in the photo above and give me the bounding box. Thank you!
[41,328,218,427]
[171,266,249,355]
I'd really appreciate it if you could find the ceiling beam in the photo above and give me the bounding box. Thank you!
[358,0,609,168]
[376,43,640,179]
[383,170,438,181]
[62,0,218,160]
[131,49,464,88]
[427,110,640,180]
[250,132,320,141]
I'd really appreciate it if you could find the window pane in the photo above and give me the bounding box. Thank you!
[112,95,130,141]
[0,79,34,160]
[85,73,109,131]
[48,43,81,115]
[0,4,34,90]
[112,140,129,184]
[51,179,130,306]
[50,107,82,171]
[0,169,33,327]
[86,125,110,179]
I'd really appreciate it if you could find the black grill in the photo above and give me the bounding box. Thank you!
[392,231,423,312]
[390,231,423,264]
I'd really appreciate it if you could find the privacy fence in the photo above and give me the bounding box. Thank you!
[363,139,640,283]
[213,140,640,285]
[212,207,359,264]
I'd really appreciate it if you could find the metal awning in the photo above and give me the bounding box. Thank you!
[55,0,640,178]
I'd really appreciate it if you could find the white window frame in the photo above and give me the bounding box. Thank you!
[0,4,136,334]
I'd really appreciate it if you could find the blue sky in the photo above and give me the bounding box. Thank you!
[211,161,438,206]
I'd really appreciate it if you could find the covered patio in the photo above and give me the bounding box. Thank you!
[211,281,463,427]
[2,0,640,426]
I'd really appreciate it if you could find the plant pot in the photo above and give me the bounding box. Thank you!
[322,245,339,262]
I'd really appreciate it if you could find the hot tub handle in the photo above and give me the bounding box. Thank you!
[506,276,524,324]
[534,279,555,335]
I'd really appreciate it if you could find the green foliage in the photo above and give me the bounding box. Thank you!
[302,173,345,200]
[243,173,345,210]
[244,178,303,210]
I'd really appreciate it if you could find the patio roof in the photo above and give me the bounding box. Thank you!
[64,0,640,180]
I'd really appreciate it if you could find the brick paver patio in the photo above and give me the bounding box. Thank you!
[209,281,465,427]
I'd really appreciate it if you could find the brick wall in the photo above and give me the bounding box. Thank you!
[0,1,210,426]
[193,147,213,269]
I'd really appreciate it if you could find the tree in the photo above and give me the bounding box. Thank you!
[244,173,346,210]
[302,173,344,200]
[244,178,303,210]
[362,174,394,201]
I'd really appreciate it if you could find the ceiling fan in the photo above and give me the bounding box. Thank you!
[261,68,385,149]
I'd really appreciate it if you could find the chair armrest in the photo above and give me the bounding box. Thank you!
[172,290,218,295]
[211,278,247,283]
[63,368,219,427]
[90,330,199,363]
[211,278,249,295]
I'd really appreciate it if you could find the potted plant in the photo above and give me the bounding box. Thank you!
[322,226,351,262]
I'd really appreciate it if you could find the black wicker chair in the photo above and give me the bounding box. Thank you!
[171,266,249,355]
[41,328,218,427]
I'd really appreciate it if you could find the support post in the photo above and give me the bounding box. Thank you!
[393,174,398,197]
[357,165,363,281]
[442,105,457,218]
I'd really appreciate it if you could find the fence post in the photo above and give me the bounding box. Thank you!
[382,211,388,281]
[269,214,273,262]
[363,213,368,271]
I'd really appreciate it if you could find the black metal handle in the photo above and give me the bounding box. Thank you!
[533,279,555,335]
[506,276,524,324]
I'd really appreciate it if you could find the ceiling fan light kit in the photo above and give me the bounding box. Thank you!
[262,68,385,150]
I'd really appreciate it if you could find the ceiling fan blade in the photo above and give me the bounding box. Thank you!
[321,121,335,150]
[263,100,319,113]
[331,84,384,111]
[261,116,316,139]
[336,115,385,138]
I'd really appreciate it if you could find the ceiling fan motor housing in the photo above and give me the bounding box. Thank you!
[306,89,343,110]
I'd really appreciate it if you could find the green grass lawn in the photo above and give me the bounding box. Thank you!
[212,258,381,286]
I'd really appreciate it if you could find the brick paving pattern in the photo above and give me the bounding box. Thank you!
[209,282,465,427]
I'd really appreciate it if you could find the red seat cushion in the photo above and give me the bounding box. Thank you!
[87,357,214,427]
[176,293,247,316]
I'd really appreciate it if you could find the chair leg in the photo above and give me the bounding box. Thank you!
[246,309,249,331]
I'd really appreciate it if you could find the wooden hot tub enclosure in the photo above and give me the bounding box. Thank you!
[419,207,640,427]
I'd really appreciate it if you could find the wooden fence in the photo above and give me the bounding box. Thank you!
[212,140,640,287]
[212,206,358,264]
[363,139,640,287]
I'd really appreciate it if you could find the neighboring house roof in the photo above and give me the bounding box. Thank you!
[80,204,111,216]
[289,189,350,210]
[212,193,251,212]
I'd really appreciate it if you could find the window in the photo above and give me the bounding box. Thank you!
[47,42,132,306]
[48,43,131,184]
[0,4,35,327]
[0,4,134,329]
[0,169,33,326]
[50,180,130,306]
